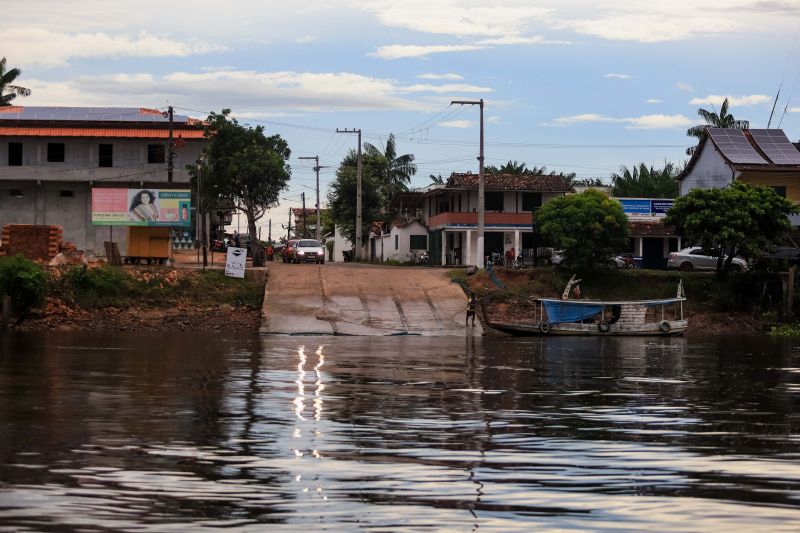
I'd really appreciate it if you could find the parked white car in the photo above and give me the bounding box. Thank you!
[667,247,748,272]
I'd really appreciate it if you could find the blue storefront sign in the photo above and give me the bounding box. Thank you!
[619,198,675,216]
[651,199,674,215]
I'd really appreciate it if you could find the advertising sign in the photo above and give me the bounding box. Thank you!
[92,188,192,226]
[619,199,652,215]
[651,199,674,215]
[225,247,247,278]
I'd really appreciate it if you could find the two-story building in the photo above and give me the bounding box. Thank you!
[678,127,800,225]
[0,106,206,256]
[372,172,574,266]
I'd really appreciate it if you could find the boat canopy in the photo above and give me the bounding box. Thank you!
[543,301,603,323]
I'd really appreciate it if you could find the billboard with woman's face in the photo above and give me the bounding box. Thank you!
[91,188,192,226]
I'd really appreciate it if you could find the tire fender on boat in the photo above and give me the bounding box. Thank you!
[659,321,672,333]
[539,322,551,334]
[597,321,610,333]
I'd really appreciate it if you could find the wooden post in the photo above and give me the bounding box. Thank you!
[787,265,796,319]
[1,293,10,331]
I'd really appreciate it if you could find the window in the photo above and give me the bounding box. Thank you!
[8,142,22,166]
[771,186,787,198]
[410,235,427,250]
[521,192,542,211]
[47,143,65,162]
[59,190,74,198]
[485,192,504,211]
[395,235,399,250]
[9,189,23,198]
[99,144,113,167]
[148,144,166,164]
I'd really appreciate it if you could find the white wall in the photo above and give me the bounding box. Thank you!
[679,143,733,195]
[332,226,353,262]
[378,221,428,262]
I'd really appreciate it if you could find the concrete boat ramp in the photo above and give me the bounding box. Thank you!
[260,262,483,336]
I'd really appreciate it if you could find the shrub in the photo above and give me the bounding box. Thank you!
[59,264,136,308]
[0,254,47,315]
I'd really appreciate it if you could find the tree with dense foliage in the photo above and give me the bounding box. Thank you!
[327,149,383,250]
[611,162,681,198]
[0,254,46,323]
[665,182,797,276]
[0,57,31,106]
[193,110,291,266]
[686,97,749,154]
[363,134,416,208]
[485,161,577,183]
[534,189,630,271]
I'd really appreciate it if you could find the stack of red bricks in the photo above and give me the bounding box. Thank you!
[0,224,64,261]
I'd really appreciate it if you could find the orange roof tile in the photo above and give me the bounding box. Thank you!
[0,126,206,139]
[0,106,24,114]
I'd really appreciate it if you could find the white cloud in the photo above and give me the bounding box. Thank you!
[23,69,440,113]
[487,116,501,124]
[296,35,317,44]
[566,13,739,43]
[790,107,800,113]
[417,73,464,80]
[6,28,224,67]
[440,120,475,128]
[624,114,693,129]
[401,83,492,94]
[549,112,692,129]
[355,1,551,37]
[604,73,631,79]
[689,94,771,107]
[677,82,694,92]
[476,35,572,45]
[646,99,663,103]
[371,44,485,59]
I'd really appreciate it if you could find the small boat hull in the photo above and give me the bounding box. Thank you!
[488,319,688,337]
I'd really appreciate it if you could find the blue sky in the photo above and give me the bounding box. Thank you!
[8,0,800,233]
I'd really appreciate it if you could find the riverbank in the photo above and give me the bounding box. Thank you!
[456,267,770,335]
[13,266,264,333]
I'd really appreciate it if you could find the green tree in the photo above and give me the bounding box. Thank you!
[611,162,681,198]
[0,57,31,106]
[485,161,577,183]
[534,189,630,272]
[363,133,416,208]
[665,182,797,276]
[686,97,749,154]
[193,110,291,266]
[0,254,46,323]
[327,150,383,250]
[429,174,445,184]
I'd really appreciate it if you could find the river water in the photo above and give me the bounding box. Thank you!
[1,332,799,532]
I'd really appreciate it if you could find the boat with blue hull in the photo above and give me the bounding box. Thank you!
[485,277,687,336]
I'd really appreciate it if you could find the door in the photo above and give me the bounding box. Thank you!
[642,237,666,269]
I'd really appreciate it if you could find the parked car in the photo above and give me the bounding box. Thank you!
[282,239,299,263]
[291,239,326,264]
[667,247,748,272]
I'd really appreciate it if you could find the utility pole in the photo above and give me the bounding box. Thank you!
[286,206,293,242]
[337,128,362,260]
[301,192,308,238]
[167,105,174,183]
[268,219,272,243]
[450,99,485,268]
[299,155,328,240]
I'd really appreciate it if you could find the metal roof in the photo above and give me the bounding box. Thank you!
[0,106,192,124]
[0,126,206,139]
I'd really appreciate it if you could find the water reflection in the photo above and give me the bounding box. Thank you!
[0,332,799,531]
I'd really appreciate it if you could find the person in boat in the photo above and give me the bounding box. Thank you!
[466,292,478,327]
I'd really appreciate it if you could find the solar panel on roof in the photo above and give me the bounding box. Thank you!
[707,128,768,165]
[749,129,800,165]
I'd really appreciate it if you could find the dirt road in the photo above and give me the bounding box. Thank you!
[261,262,483,336]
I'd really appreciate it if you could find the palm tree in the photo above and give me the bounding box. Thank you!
[363,134,417,207]
[429,174,444,184]
[686,97,749,154]
[0,57,31,106]
[610,162,680,198]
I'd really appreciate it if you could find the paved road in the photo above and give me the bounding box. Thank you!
[261,262,483,336]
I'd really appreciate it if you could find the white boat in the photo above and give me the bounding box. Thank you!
[485,276,688,336]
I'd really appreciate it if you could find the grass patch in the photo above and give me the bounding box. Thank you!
[49,266,264,309]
